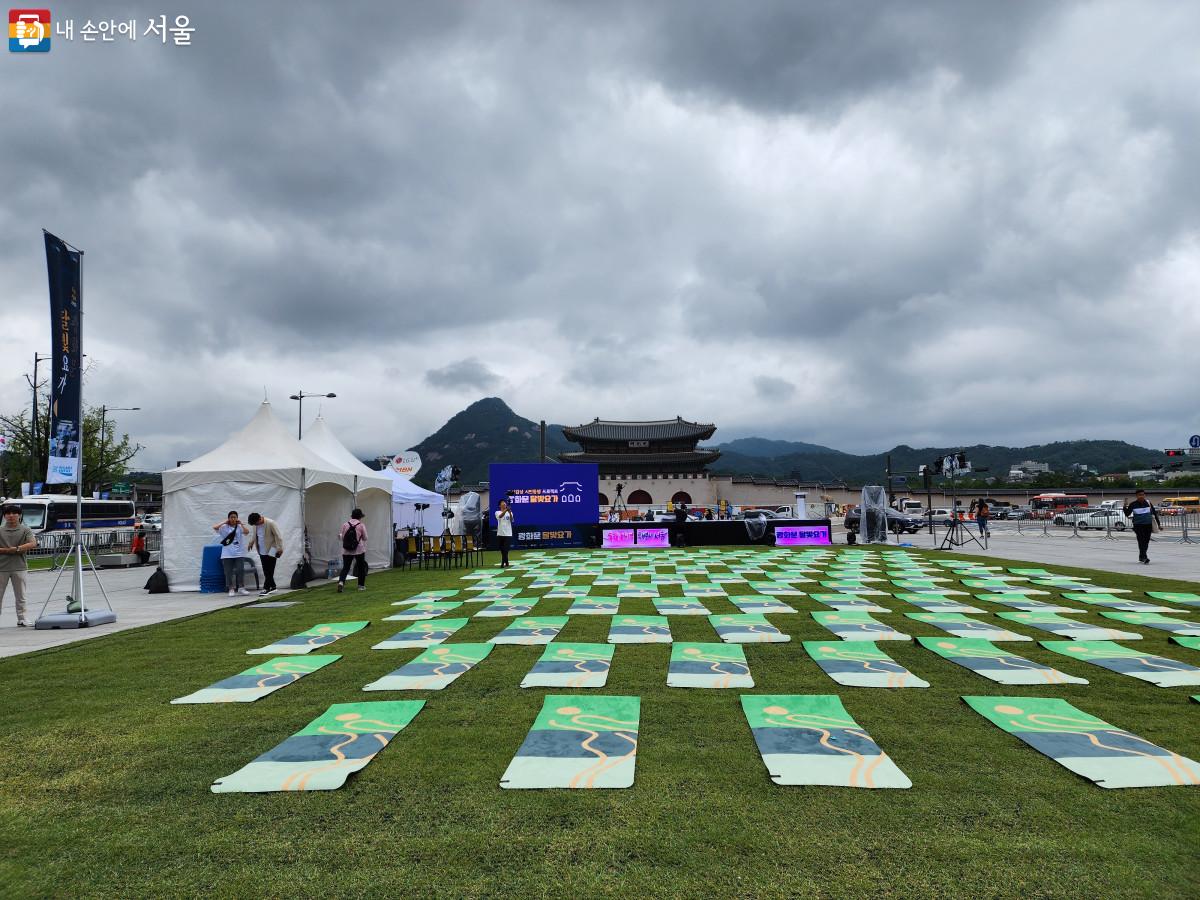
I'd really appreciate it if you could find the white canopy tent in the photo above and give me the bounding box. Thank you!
[300,415,394,571]
[161,403,357,591]
[378,468,446,534]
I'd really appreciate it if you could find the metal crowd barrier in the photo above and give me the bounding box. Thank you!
[31,528,162,560]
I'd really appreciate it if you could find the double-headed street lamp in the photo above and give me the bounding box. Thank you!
[98,405,140,492]
[289,391,336,439]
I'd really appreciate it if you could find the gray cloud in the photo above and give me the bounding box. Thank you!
[1,0,1197,467]
[425,358,501,392]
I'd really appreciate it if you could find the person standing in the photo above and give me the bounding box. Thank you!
[247,512,284,597]
[1124,489,1162,565]
[976,500,990,537]
[213,510,250,597]
[337,508,368,592]
[0,504,37,626]
[496,498,514,568]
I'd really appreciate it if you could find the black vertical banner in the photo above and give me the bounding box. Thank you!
[44,231,83,485]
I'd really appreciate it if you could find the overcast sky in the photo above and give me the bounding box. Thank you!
[3,1,1198,469]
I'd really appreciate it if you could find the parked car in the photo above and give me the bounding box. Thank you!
[922,508,957,526]
[843,507,924,535]
[1052,507,1101,526]
[1069,510,1130,531]
[738,509,783,520]
[140,513,163,532]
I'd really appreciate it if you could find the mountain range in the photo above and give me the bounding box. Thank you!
[398,398,1165,488]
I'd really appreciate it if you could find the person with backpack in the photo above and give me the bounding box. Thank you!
[337,508,368,592]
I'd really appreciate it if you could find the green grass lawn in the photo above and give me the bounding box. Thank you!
[1,547,1198,898]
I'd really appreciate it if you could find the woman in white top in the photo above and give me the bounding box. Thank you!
[213,510,250,596]
[496,498,514,568]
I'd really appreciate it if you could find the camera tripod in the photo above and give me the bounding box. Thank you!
[938,467,986,551]
[611,483,628,515]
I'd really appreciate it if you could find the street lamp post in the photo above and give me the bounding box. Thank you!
[25,352,50,484]
[98,405,140,494]
[289,391,336,439]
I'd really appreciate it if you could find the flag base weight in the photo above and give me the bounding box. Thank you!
[35,609,118,629]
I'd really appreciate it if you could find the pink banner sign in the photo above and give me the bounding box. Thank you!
[774,525,831,546]
[602,528,636,549]
[635,527,670,548]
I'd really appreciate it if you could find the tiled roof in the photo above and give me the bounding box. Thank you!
[562,417,717,442]
[558,449,721,466]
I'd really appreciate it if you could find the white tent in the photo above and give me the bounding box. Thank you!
[300,415,394,571]
[161,402,357,591]
[378,468,446,534]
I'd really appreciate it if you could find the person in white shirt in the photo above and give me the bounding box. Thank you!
[213,510,250,596]
[496,498,514,568]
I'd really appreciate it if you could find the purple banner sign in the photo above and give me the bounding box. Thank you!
[634,527,670,548]
[774,525,831,546]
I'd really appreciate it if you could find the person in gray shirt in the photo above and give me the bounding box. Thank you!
[0,504,38,626]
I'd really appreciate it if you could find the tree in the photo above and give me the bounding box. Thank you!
[0,395,140,497]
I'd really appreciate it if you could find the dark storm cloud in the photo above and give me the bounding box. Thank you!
[1,0,1197,466]
[425,358,500,392]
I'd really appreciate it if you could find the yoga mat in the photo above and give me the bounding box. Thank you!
[491,616,570,645]
[1100,612,1200,637]
[649,574,688,584]
[474,599,538,618]
[819,582,888,595]
[996,611,1141,641]
[1034,581,1129,594]
[710,613,790,643]
[973,596,1084,614]
[521,643,614,688]
[382,601,462,621]
[363,643,493,691]
[813,611,910,641]
[617,584,659,598]
[247,621,368,655]
[905,613,1032,642]
[173,655,339,704]
[372,618,469,649]
[824,573,883,582]
[668,642,753,688]
[566,597,619,615]
[803,641,928,688]
[891,580,953,592]
[544,586,594,599]
[809,593,890,612]
[682,583,728,597]
[398,590,460,602]
[653,598,711,617]
[1173,637,1200,652]
[744,582,807,596]
[963,696,1200,789]
[1061,593,1175,613]
[729,596,797,615]
[608,615,672,644]
[465,578,516,591]
[895,595,984,614]
[468,589,523,603]
[1041,640,1200,687]
[1006,568,1056,577]
[211,701,423,793]
[961,580,1046,594]
[919,637,1085,684]
[741,695,911,788]
[246,601,299,608]
[462,569,505,579]
[501,695,640,789]
[1146,592,1200,608]
[710,574,749,584]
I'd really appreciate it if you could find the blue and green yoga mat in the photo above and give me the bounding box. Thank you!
[172,655,339,703]
[544,586,593,599]
[682,583,727,597]
[1173,636,1200,652]
[964,696,1200,789]
[809,593,890,612]
[918,638,1086,685]
[382,601,461,621]
[1146,592,1200,608]
[803,641,928,688]
[974,595,1082,614]
[397,589,459,603]
[1041,640,1200,687]
[1099,611,1200,637]
[819,581,887,595]
[812,611,910,641]
[896,595,983,613]
[668,642,753,688]
[741,695,911,788]
[744,581,806,596]
[608,615,672,644]
[363,643,493,691]
[247,621,368,655]
[729,596,796,615]
[521,644,613,688]
[566,597,619,615]
[373,618,469,649]
[710,613,790,643]
[474,598,538,618]
[904,612,1032,642]
[653,598,710,616]
[996,611,1141,641]
[1061,593,1174,612]
[211,700,424,793]
[501,695,640,789]
[491,616,569,645]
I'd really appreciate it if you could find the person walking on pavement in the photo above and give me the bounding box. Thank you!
[496,498,514,568]
[1124,489,1162,565]
[213,510,250,596]
[337,508,368,592]
[975,500,990,537]
[247,512,284,596]
[0,504,37,626]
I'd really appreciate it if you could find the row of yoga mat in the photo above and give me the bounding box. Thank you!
[174,634,1200,704]
[209,693,1200,793]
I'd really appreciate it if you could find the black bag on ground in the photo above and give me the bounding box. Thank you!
[290,563,308,589]
[144,567,169,593]
[341,521,360,552]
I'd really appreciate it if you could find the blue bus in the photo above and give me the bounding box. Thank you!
[3,496,136,534]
